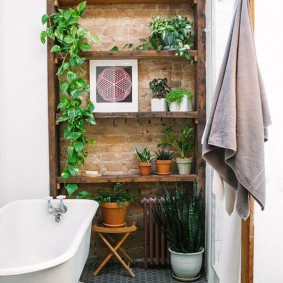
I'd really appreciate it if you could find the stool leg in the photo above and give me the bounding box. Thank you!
[99,233,135,277]
[106,234,134,263]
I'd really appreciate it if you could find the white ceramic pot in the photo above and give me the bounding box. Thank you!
[169,95,192,112]
[151,98,168,112]
[169,247,204,279]
[176,157,193,175]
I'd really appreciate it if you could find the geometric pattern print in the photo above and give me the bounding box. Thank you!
[97,67,132,102]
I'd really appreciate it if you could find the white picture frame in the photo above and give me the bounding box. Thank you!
[89,59,138,112]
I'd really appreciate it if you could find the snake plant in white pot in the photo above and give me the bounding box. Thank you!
[155,184,204,281]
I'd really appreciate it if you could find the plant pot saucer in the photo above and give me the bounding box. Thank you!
[172,272,200,282]
[103,222,126,228]
[157,172,171,175]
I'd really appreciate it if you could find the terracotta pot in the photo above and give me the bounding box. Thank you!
[156,160,173,175]
[138,163,152,176]
[100,201,130,227]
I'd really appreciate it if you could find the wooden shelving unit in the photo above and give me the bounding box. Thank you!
[57,174,197,184]
[47,0,206,190]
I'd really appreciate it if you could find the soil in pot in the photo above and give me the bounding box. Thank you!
[138,163,152,176]
[156,160,173,175]
[100,201,130,227]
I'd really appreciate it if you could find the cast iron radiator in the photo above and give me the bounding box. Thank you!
[141,197,170,269]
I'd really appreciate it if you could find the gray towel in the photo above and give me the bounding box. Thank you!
[202,0,271,219]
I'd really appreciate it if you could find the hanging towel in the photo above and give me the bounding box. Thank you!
[202,0,271,219]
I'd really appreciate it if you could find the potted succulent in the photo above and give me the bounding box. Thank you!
[135,148,155,176]
[155,148,174,175]
[149,78,172,111]
[79,183,136,228]
[158,124,194,175]
[166,89,193,112]
[148,15,194,61]
[154,184,204,281]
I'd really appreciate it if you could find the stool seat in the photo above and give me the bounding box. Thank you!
[92,221,137,278]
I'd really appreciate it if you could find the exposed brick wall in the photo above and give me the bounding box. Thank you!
[60,3,196,260]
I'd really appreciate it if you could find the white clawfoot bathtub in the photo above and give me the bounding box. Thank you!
[0,199,99,283]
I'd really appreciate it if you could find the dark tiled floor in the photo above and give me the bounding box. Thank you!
[80,258,207,283]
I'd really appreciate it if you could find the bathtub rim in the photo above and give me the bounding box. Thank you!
[0,199,99,276]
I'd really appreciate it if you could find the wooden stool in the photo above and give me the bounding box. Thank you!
[92,221,137,277]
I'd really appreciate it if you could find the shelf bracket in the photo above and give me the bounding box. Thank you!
[193,55,198,62]
[54,58,59,65]
[56,183,61,190]
[53,0,59,8]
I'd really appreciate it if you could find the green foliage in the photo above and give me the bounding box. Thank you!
[158,123,194,159]
[41,1,99,195]
[87,183,135,206]
[135,148,155,163]
[154,183,202,253]
[166,89,193,107]
[155,148,174,160]
[149,78,172,99]
[148,15,194,61]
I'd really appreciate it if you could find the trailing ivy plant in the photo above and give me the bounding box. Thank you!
[40,1,99,196]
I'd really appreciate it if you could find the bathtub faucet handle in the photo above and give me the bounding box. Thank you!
[56,195,67,213]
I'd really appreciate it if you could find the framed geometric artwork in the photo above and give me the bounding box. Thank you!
[89,59,138,112]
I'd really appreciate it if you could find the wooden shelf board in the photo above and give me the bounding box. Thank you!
[54,50,198,60]
[56,112,198,121]
[57,174,197,184]
[58,0,195,6]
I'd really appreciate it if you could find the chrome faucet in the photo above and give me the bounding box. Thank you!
[46,195,67,223]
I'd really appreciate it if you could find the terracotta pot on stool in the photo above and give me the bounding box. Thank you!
[100,201,130,227]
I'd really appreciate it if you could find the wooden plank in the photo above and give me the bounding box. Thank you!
[241,1,255,283]
[56,174,197,184]
[54,50,198,60]
[58,0,194,6]
[47,0,60,197]
[56,111,198,120]
[195,0,206,189]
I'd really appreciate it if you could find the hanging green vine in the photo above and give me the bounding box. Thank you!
[41,1,99,195]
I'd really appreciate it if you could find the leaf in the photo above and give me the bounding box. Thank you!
[68,165,78,176]
[89,34,100,44]
[50,45,61,52]
[46,27,55,40]
[40,31,47,44]
[90,139,96,145]
[65,184,78,196]
[86,116,96,125]
[63,10,71,21]
[64,35,76,44]
[41,14,49,25]
[67,71,76,83]
[61,169,70,179]
[77,191,90,199]
[110,46,119,51]
[74,142,84,152]
[60,82,69,93]
[70,88,83,98]
[57,114,68,122]
[80,43,91,50]
[68,132,82,140]
[70,25,78,37]
[77,1,87,14]
[67,146,74,159]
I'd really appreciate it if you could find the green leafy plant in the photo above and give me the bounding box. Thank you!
[154,183,202,253]
[166,89,193,107]
[40,2,99,196]
[148,15,194,61]
[149,78,172,99]
[155,148,174,160]
[135,148,155,163]
[158,123,194,159]
[77,183,135,206]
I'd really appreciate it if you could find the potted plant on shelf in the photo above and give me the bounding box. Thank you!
[166,89,193,112]
[148,15,194,61]
[154,184,204,281]
[78,183,135,228]
[158,123,194,175]
[155,148,174,175]
[40,1,99,196]
[149,78,172,112]
[135,148,155,176]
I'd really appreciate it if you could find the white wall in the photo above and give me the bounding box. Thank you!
[254,1,283,282]
[0,0,49,206]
